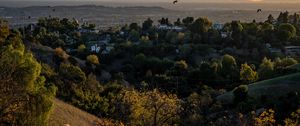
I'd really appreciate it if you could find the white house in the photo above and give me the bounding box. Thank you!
[78,28,99,33]
[157,25,183,32]
[266,43,282,53]
[212,23,224,30]
[285,46,300,55]
[102,46,114,54]
[221,31,231,38]
[90,44,101,53]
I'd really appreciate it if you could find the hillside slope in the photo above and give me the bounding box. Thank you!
[288,63,300,71]
[217,72,300,104]
[48,99,102,126]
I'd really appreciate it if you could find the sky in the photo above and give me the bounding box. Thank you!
[1,0,299,3]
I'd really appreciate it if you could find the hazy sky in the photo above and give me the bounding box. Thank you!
[1,0,299,3]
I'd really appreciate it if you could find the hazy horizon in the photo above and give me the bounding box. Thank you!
[1,0,300,3]
[1,0,300,12]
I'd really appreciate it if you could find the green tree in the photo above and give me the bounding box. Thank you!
[240,63,258,84]
[174,18,182,26]
[86,24,96,30]
[260,22,275,43]
[244,22,259,36]
[233,85,249,103]
[198,62,218,84]
[221,54,239,83]
[57,63,86,100]
[77,44,86,53]
[129,23,140,31]
[182,17,194,26]
[189,17,212,34]
[231,21,244,46]
[0,33,56,126]
[129,30,140,42]
[292,13,300,25]
[0,19,9,43]
[275,57,298,69]
[258,57,275,80]
[59,63,86,84]
[175,60,188,71]
[278,23,297,41]
[277,11,289,24]
[142,18,153,31]
[165,31,178,44]
[266,14,275,24]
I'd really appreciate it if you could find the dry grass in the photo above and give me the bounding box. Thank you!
[48,99,102,126]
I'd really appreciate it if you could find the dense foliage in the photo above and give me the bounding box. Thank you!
[0,23,56,126]
[2,11,300,126]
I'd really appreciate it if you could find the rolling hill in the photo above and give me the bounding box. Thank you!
[287,63,300,71]
[217,72,300,104]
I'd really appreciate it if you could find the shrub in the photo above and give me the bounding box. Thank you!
[233,85,249,103]
[86,54,100,65]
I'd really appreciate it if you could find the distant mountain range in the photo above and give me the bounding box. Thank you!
[0,4,287,28]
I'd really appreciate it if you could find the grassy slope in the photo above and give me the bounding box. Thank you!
[48,99,102,126]
[217,72,300,104]
[288,63,300,71]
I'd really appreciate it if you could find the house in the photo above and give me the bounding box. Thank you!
[221,32,230,38]
[86,33,112,53]
[66,48,77,53]
[29,23,37,32]
[266,43,282,53]
[157,25,183,32]
[98,34,111,44]
[102,46,114,54]
[78,28,99,33]
[90,44,101,53]
[87,41,104,53]
[212,23,224,30]
[285,46,300,55]
[269,48,282,53]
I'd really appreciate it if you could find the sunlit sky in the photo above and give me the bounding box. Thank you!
[1,0,300,3]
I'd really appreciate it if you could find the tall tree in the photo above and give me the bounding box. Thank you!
[0,19,9,43]
[189,17,212,34]
[142,18,153,31]
[292,13,300,25]
[0,30,56,126]
[230,21,244,46]
[258,57,275,80]
[174,18,182,26]
[129,23,140,31]
[266,14,275,24]
[221,54,239,83]
[182,17,194,27]
[277,23,296,41]
[277,11,289,24]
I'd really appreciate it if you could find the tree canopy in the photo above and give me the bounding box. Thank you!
[0,29,56,126]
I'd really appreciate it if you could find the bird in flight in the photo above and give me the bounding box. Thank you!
[173,0,178,4]
[257,9,262,13]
